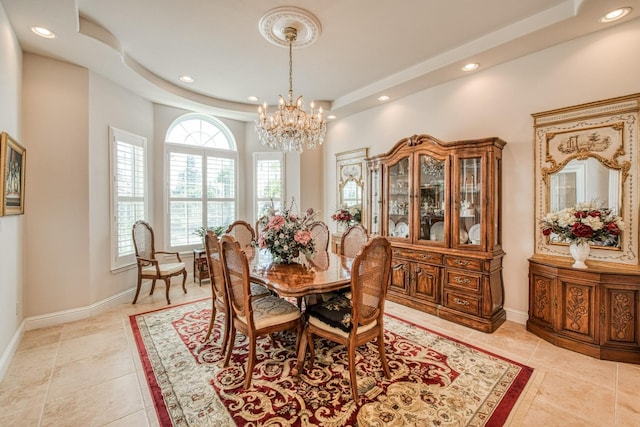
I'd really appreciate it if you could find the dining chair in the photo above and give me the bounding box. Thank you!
[203,232,270,349]
[131,220,187,305]
[340,223,368,258]
[225,220,256,250]
[309,221,330,252]
[219,235,303,389]
[304,236,392,400]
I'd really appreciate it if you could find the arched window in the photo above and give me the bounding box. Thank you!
[166,114,237,248]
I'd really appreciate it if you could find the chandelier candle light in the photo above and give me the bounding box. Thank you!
[255,23,326,153]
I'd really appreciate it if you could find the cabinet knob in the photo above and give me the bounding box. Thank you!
[454,259,470,266]
[453,297,470,306]
[453,276,471,284]
[421,253,433,260]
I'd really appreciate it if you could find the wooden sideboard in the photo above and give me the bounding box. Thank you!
[528,256,640,364]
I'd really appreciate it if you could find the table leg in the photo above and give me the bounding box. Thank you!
[292,330,308,376]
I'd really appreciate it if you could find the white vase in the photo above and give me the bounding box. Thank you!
[569,241,590,269]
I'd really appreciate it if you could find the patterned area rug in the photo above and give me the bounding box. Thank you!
[130,299,533,426]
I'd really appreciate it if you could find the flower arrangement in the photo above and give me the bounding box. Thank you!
[540,202,624,246]
[255,199,316,264]
[331,205,361,225]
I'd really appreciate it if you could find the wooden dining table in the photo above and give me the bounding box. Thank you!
[247,249,353,375]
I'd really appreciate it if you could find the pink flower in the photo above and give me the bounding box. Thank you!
[294,230,312,245]
[288,213,298,221]
[268,215,286,231]
[258,235,266,248]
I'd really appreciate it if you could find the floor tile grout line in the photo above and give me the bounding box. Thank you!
[38,332,63,427]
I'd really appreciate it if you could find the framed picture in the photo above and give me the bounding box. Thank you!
[0,132,26,215]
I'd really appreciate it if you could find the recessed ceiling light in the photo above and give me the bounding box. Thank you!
[377,95,390,102]
[179,75,194,83]
[600,7,632,23]
[327,115,337,120]
[31,26,55,39]
[247,96,259,102]
[461,63,479,72]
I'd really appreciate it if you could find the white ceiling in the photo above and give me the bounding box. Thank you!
[2,0,638,121]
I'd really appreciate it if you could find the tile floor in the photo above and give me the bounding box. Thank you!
[0,281,639,426]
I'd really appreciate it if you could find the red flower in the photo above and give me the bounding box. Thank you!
[542,227,552,236]
[572,222,594,238]
[574,211,588,219]
[588,210,602,218]
[606,222,621,235]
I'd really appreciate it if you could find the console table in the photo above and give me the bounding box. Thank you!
[192,248,209,285]
[528,256,640,364]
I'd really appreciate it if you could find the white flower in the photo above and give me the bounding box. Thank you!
[582,216,604,231]
[556,210,576,228]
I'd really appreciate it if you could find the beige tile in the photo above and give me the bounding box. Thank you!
[1,344,57,389]
[528,339,617,390]
[617,362,640,396]
[519,399,602,427]
[41,373,144,427]
[530,370,615,425]
[104,409,149,427]
[55,327,128,365]
[464,322,541,365]
[0,404,43,426]
[48,347,135,396]
[60,311,124,341]
[616,389,640,426]
[146,406,160,427]
[0,382,47,418]
[16,325,63,353]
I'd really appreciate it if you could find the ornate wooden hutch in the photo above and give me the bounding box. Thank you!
[529,94,640,364]
[366,134,506,332]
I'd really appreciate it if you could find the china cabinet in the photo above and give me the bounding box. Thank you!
[366,134,506,332]
[528,93,640,363]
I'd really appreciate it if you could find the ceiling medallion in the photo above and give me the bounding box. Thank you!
[255,7,326,153]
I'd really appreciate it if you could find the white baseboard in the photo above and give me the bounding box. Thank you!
[0,319,25,382]
[505,307,528,325]
[24,288,136,331]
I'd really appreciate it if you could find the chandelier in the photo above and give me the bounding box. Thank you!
[255,26,326,153]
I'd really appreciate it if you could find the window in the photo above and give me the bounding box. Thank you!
[166,114,237,249]
[254,152,284,219]
[109,127,147,270]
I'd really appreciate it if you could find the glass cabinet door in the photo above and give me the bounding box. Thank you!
[387,156,411,239]
[417,154,446,243]
[457,156,482,247]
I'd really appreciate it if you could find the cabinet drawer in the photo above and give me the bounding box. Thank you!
[444,255,482,271]
[443,290,481,316]
[444,270,480,292]
[392,247,443,264]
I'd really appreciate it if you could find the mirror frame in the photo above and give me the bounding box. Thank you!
[336,148,368,229]
[533,94,640,266]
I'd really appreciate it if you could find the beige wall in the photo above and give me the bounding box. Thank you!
[88,73,154,302]
[323,17,640,322]
[22,54,90,315]
[0,2,23,372]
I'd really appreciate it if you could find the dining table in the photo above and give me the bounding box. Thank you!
[248,249,353,375]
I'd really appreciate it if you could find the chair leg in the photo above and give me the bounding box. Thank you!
[132,273,143,304]
[164,278,171,304]
[378,331,391,379]
[348,345,359,401]
[306,329,315,370]
[244,334,257,389]
[219,313,230,358]
[223,325,236,367]
[204,304,216,342]
[181,270,187,293]
[149,280,156,295]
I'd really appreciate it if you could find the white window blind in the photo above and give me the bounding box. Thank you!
[109,127,147,270]
[166,114,237,249]
[254,152,284,220]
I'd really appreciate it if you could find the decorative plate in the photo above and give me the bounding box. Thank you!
[430,221,444,241]
[459,228,469,244]
[388,219,396,236]
[395,222,409,238]
[468,223,481,244]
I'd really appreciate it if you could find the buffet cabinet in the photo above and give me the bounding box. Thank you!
[366,134,506,332]
[528,257,640,363]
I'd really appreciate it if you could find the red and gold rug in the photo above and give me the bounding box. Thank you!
[130,299,533,426]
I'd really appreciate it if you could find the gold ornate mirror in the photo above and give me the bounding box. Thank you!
[533,94,639,265]
[336,148,368,227]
